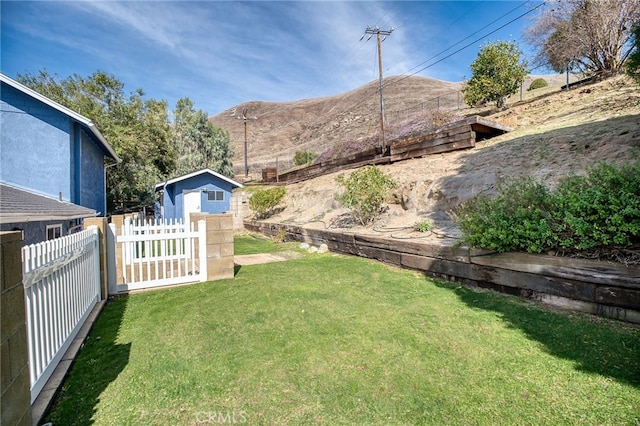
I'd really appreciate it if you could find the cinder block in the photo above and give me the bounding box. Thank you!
[1,285,26,342]
[220,243,234,258]
[1,232,23,292]
[206,244,221,259]
[221,230,234,243]
[0,366,31,426]
[1,340,11,394]
[8,325,28,381]
[206,216,221,231]
[219,214,233,230]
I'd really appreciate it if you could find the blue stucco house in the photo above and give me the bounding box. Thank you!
[155,169,243,221]
[0,73,120,245]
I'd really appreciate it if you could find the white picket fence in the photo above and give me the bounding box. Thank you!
[112,218,207,292]
[22,226,101,403]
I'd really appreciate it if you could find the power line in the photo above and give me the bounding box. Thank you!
[385,1,546,90]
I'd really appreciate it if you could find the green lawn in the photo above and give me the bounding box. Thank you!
[45,236,640,425]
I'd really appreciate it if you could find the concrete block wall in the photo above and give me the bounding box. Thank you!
[190,213,235,281]
[229,191,250,231]
[1,231,32,426]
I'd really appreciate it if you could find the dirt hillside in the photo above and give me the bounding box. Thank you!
[242,75,640,239]
[210,74,571,174]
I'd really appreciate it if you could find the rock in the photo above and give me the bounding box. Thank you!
[308,246,319,253]
[300,242,310,249]
[318,244,329,253]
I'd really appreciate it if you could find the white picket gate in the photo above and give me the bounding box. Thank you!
[111,218,207,292]
[22,226,101,403]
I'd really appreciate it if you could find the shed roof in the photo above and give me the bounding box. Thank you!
[0,73,121,163]
[0,184,97,224]
[155,168,243,191]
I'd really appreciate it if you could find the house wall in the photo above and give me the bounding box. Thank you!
[0,219,81,246]
[0,83,72,202]
[162,174,234,220]
[1,82,107,215]
[79,128,107,214]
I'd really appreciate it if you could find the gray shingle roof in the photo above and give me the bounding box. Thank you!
[0,184,97,224]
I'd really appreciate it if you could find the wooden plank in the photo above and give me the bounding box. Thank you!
[390,126,473,150]
[354,234,470,263]
[389,138,475,162]
[391,130,474,154]
[595,287,640,310]
[470,252,640,288]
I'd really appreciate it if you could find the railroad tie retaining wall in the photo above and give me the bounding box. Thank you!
[244,220,640,324]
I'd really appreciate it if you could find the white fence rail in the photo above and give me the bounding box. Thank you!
[22,226,101,403]
[112,218,207,292]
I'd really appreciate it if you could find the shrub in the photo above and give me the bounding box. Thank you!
[249,187,286,219]
[553,162,640,250]
[336,166,396,226]
[414,220,433,233]
[455,177,556,253]
[293,150,317,166]
[455,162,640,253]
[528,78,548,91]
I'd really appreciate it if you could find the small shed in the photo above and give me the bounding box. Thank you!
[155,169,243,221]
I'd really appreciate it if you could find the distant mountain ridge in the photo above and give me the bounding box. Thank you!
[208,74,567,175]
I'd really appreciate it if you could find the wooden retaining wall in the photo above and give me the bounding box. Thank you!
[244,220,640,324]
[270,116,512,184]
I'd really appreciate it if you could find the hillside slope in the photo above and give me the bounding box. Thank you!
[210,74,573,174]
[251,75,640,238]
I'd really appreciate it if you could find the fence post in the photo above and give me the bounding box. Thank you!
[84,217,108,299]
[111,215,125,285]
[0,231,32,426]
[190,213,235,281]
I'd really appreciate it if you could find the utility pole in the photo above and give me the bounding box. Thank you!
[362,26,393,154]
[238,108,256,177]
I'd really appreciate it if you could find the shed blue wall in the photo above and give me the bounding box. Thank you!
[1,82,107,214]
[1,83,72,201]
[161,173,234,220]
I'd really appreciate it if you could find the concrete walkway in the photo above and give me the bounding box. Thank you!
[234,253,290,266]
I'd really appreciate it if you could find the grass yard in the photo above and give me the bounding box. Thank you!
[46,236,640,425]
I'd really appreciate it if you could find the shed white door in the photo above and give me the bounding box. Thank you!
[183,190,201,221]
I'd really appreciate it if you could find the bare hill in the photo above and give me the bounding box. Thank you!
[239,75,640,238]
[210,74,571,175]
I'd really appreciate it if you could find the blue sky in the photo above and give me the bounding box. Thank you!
[1,1,545,116]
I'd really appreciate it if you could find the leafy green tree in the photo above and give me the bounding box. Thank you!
[17,70,175,212]
[172,98,234,177]
[336,166,396,226]
[626,22,640,84]
[463,40,528,108]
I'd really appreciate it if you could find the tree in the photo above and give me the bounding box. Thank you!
[463,40,528,109]
[335,166,396,226]
[17,70,176,212]
[527,0,640,74]
[626,21,640,84]
[172,98,234,177]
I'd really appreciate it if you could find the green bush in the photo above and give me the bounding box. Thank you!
[414,220,433,233]
[553,162,640,250]
[528,78,548,91]
[293,150,317,166]
[249,187,286,219]
[455,177,556,253]
[336,166,396,226]
[455,161,640,253]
